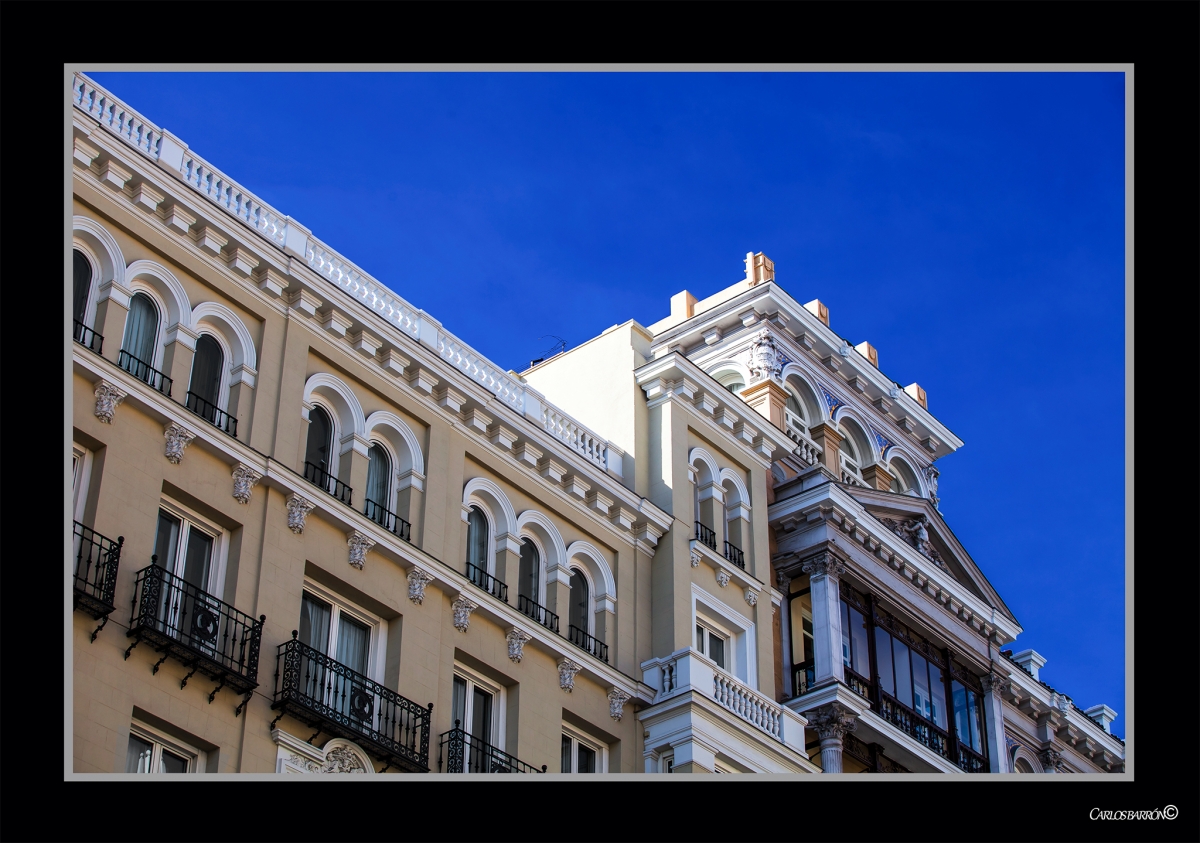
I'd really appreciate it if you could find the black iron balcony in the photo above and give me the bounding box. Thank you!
[73,521,123,641]
[843,732,912,773]
[304,460,353,506]
[271,632,432,773]
[73,319,104,354]
[185,391,238,438]
[844,665,872,701]
[567,624,609,663]
[694,521,716,550]
[438,723,546,773]
[467,561,508,602]
[723,540,745,569]
[365,498,411,542]
[118,349,172,397]
[876,688,953,763]
[517,594,559,634]
[956,742,987,774]
[792,658,815,697]
[124,559,264,715]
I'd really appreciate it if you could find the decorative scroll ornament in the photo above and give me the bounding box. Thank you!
[93,381,127,424]
[163,423,197,464]
[1039,748,1063,772]
[715,569,731,588]
[452,593,478,632]
[347,531,375,570]
[505,627,532,663]
[558,658,582,692]
[407,568,434,604]
[690,551,701,568]
[801,550,846,579]
[808,702,858,741]
[880,515,947,570]
[607,687,632,721]
[744,587,759,607]
[291,744,369,774]
[776,571,791,591]
[286,493,315,534]
[231,463,262,504]
[748,328,785,383]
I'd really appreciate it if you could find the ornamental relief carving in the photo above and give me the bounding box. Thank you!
[93,381,127,423]
[980,670,1011,697]
[715,569,731,588]
[801,551,846,579]
[163,422,196,464]
[231,463,262,504]
[286,493,315,534]
[744,587,759,607]
[880,515,947,570]
[407,568,434,604]
[347,531,375,570]
[607,687,632,721]
[558,658,582,692]
[452,593,478,632]
[1039,748,1063,772]
[506,627,532,663]
[289,744,369,774]
[748,328,786,383]
[808,702,858,741]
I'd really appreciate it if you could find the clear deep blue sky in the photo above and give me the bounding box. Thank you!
[88,71,1126,736]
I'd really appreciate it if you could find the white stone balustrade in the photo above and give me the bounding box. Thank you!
[72,72,623,484]
[783,420,822,467]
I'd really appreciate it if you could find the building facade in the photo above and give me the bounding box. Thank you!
[69,73,1124,775]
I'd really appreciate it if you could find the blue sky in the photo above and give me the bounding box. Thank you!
[87,71,1126,736]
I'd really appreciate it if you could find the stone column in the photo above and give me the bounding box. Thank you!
[980,671,1011,773]
[809,422,842,474]
[776,571,794,699]
[808,702,858,773]
[801,551,846,687]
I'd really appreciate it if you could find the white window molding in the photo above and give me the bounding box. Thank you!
[125,720,205,774]
[691,583,757,688]
[156,497,229,603]
[301,578,388,683]
[189,328,234,413]
[304,398,343,481]
[72,242,103,331]
[451,661,507,759]
[72,443,93,525]
[561,722,608,773]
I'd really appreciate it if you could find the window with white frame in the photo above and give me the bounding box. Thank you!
[364,442,392,525]
[465,505,492,579]
[121,291,161,383]
[784,388,808,436]
[692,586,757,686]
[73,249,95,327]
[304,403,337,492]
[661,752,674,773]
[71,443,92,525]
[186,333,227,424]
[560,724,606,773]
[125,720,204,774]
[451,664,506,771]
[837,425,864,483]
[297,583,386,722]
[715,371,745,396]
[696,619,730,671]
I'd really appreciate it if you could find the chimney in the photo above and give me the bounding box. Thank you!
[854,341,879,368]
[1011,649,1046,681]
[904,382,928,410]
[670,290,696,321]
[1083,704,1118,735]
[803,299,830,326]
[744,252,775,286]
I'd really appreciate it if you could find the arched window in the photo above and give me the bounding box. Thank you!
[715,372,745,395]
[466,505,490,575]
[1014,757,1037,774]
[73,250,92,325]
[305,405,334,483]
[187,334,224,424]
[121,292,160,383]
[365,444,391,520]
[785,389,808,436]
[568,568,590,641]
[518,539,540,607]
[837,426,863,483]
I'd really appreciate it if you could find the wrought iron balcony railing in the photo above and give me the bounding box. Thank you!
[438,724,546,773]
[694,521,716,550]
[304,460,353,506]
[792,658,815,697]
[844,665,872,701]
[271,633,433,773]
[73,521,123,640]
[185,391,238,437]
[118,349,172,397]
[73,319,104,354]
[723,540,745,569]
[467,561,508,602]
[843,732,912,773]
[517,594,559,634]
[876,688,953,763]
[124,560,264,714]
[567,624,609,663]
[956,742,987,774]
[364,499,411,542]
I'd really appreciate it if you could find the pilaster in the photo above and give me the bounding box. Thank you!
[739,378,788,431]
[809,422,842,473]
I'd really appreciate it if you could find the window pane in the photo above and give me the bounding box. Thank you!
[298,593,332,653]
[123,293,159,369]
[467,507,488,570]
[519,540,539,603]
[336,614,370,677]
[305,406,333,471]
[189,334,224,410]
[892,638,912,709]
[848,606,870,679]
[874,628,894,697]
[969,690,984,752]
[160,748,189,774]
[952,681,969,746]
[696,624,705,654]
[578,744,596,773]
[912,652,931,721]
[153,510,182,574]
[452,676,467,728]
[471,687,493,745]
[568,569,589,634]
[126,734,154,774]
[366,444,390,509]
[840,600,851,668]
[181,527,213,593]
[73,250,92,324]
[789,594,810,662]
[709,634,725,670]
[928,662,947,729]
[561,735,572,773]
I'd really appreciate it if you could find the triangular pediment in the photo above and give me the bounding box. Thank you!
[850,488,1018,626]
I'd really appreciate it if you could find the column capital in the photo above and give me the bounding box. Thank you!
[808,701,859,741]
[800,549,846,580]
